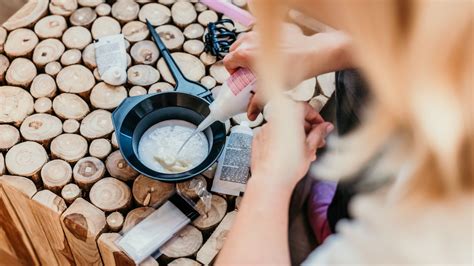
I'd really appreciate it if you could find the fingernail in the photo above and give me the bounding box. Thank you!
[326,123,334,134]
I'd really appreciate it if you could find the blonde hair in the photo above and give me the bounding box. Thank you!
[253,0,473,201]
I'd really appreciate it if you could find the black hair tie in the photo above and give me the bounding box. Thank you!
[204,19,239,59]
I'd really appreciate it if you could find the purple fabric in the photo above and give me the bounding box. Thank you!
[307,179,337,244]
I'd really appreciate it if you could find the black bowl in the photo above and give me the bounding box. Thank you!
[112,92,226,182]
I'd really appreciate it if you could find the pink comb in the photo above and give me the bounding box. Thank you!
[200,0,255,27]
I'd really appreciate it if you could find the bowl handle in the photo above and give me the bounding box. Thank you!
[112,94,151,135]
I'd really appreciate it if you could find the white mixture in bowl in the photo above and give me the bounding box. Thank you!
[138,120,209,173]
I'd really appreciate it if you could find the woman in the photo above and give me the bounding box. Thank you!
[216,0,473,264]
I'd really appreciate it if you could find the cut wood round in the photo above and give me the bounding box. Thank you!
[30,74,57,98]
[62,26,92,50]
[183,23,204,40]
[89,138,112,159]
[90,177,131,212]
[78,0,104,7]
[197,10,218,26]
[45,61,62,76]
[105,150,139,181]
[34,97,53,113]
[130,40,159,65]
[20,114,62,144]
[33,38,65,66]
[232,112,264,128]
[138,3,171,26]
[73,156,106,190]
[169,258,201,266]
[56,65,95,95]
[41,159,72,193]
[80,109,114,139]
[0,153,4,176]
[60,49,82,66]
[0,55,9,82]
[91,16,121,39]
[286,78,316,102]
[0,125,20,151]
[222,15,251,32]
[90,82,127,109]
[6,58,37,87]
[200,52,216,66]
[127,65,160,86]
[232,0,247,7]
[194,2,207,12]
[132,175,175,207]
[106,212,124,232]
[53,93,90,120]
[129,86,147,96]
[61,183,82,205]
[200,76,216,89]
[4,28,39,57]
[5,141,48,180]
[111,131,118,149]
[63,119,80,133]
[176,175,207,200]
[171,1,197,28]
[183,40,204,56]
[158,53,204,84]
[158,0,176,5]
[82,43,96,69]
[95,3,111,16]
[50,134,88,162]
[148,82,174,94]
[122,21,149,43]
[0,86,34,125]
[209,61,230,84]
[121,207,154,233]
[49,0,78,16]
[161,225,203,258]
[193,195,227,231]
[0,27,6,53]
[70,7,97,27]
[2,0,49,31]
[309,95,328,112]
[34,15,67,39]
[111,0,139,23]
[155,25,184,51]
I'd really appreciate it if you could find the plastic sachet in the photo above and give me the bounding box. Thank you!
[94,34,127,86]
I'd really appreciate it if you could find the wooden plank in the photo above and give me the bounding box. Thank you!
[61,198,106,266]
[30,190,75,265]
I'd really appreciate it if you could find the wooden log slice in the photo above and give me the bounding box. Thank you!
[50,134,88,162]
[130,40,159,65]
[41,159,72,193]
[91,16,121,39]
[158,0,176,5]
[2,0,49,31]
[0,125,20,151]
[53,93,90,120]
[232,0,247,7]
[78,0,104,7]
[56,65,95,95]
[286,77,316,102]
[161,225,203,259]
[82,43,96,69]
[0,153,4,175]
[183,39,204,56]
[138,3,171,26]
[122,21,149,43]
[34,97,53,113]
[0,86,34,125]
[20,114,63,144]
[222,15,251,32]
[199,52,216,66]
[129,85,147,96]
[148,82,173,94]
[0,27,5,53]
[63,119,80,133]
[61,183,82,205]
[60,49,82,66]
[169,258,200,266]
[231,112,264,128]
[105,150,139,182]
[5,141,48,180]
[80,109,114,139]
[193,195,227,231]
[111,131,119,149]
[111,0,139,23]
[62,26,92,50]
[200,75,216,89]
[34,15,67,39]
[183,23,204,40]
[6,58,37,87]
[171,1,197,28]
[45,61,62,76]
[73,156,106,190]
[121,207,154,233]
[127,65,160,86]
[0,55,9,82]
[30,74,57,98]
[95,3,111,16]
[155,25,184,51]
[90,82,127,109]
[89,138,112,159]
[33,38,65,67]
[197,10,218,26]
[194,2,207,12]
[106,211,124,232]
[90,177,132,212]
[176,175,207,200]
[132,175,175,207]
[49,0,78,16]
[4,28,39,58]
[70,7,97,27]
[209,61,230,84]
[157,53,204,84]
